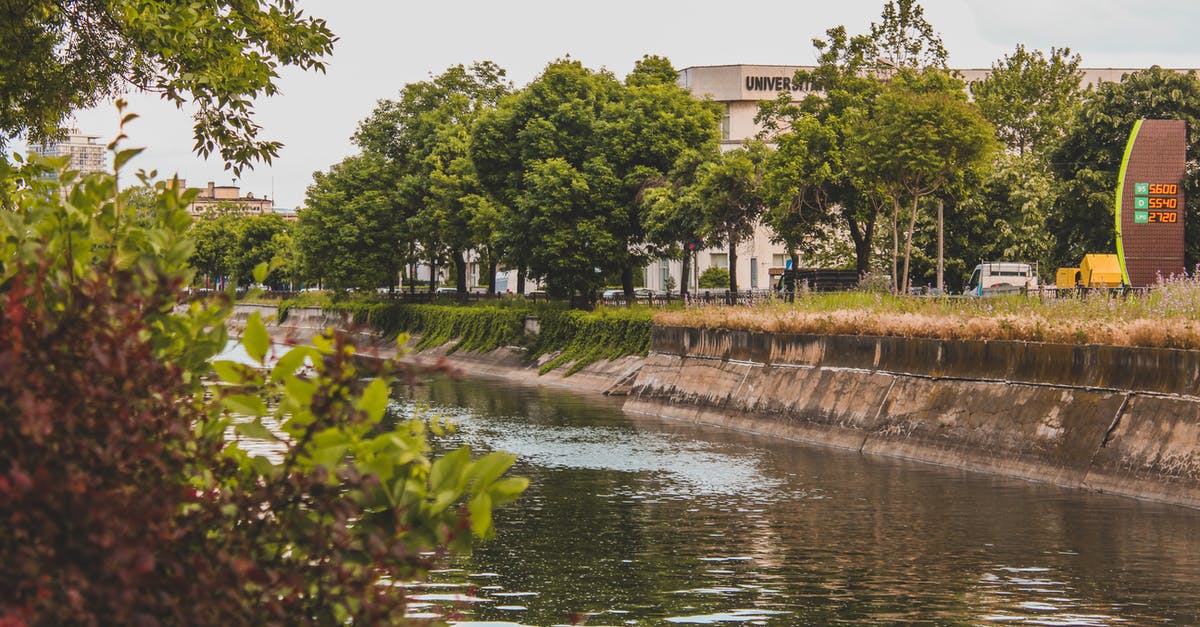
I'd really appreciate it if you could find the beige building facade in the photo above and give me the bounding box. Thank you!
[31,129,107,174]
[183,180,280,219]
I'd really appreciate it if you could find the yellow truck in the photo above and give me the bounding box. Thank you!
[1056,254,1123,290]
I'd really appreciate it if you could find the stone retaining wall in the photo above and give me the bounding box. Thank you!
[625,326,1200,509]
[232,305,1200,508]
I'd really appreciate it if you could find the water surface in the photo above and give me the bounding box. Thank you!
[396,376,1200,625]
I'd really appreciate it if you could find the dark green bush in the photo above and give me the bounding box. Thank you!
[698,266,730,288]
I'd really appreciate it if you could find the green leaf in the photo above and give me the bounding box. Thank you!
[222,393,267,417]
[488,477,529,507]
[114,147,145,172]
[211,359,249,384]
[358,378,390,423]
[468,492,494,538]
[270,346,315,380]
[429,446,471,496]
[234,419,281,442]
[252,261,268,284]
[243,312,269,364]
[309,443,349,469]
[467,451,516,495]
[284,376,316,406]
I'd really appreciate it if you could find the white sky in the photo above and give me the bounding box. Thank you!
[29,0,1200,209]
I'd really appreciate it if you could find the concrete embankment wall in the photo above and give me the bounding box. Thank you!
[625,327,1200,509]
[231,305,1200,507]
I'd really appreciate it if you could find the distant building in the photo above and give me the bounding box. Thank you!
[183,180,276,218]
[31,128,107,174]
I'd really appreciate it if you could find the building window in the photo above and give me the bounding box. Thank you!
[750,257,758,289]
[710,253,728,269]
[772,254,788,268]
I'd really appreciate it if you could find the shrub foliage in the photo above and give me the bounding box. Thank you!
[0,143,524,624]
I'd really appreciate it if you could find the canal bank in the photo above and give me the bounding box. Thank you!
[233,304,1200,509]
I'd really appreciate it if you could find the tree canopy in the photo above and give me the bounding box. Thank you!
[846,70,996,293]
[0,0,335,173]
[971,45,1083,156]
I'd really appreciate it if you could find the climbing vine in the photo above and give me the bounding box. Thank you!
[305,303,653,376]
[530,309,653,375]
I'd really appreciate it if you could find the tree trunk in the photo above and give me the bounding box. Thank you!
[891,198,900,294]
[517,266,526,295]
[409,243,417,295]
[453,250,468,294]
[487,255,498,295]
[429,260,437,293]
[847,215,875,278]
[622,265,635,298]
[727,233,738,296]
[937,198,944,293]
[680,246,691,296]
[900,194,921,295]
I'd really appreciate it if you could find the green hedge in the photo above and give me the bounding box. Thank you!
[322,303,528,354]
[529,308,653,375]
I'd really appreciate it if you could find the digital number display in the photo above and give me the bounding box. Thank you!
[1148,197,1179,209]
[1133,180,1182,224]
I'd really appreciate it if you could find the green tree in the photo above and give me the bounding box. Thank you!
[846,70,996,293]
[356,62,512,294]
[520,157,620,299]
[904,155,1054,291]
[643,147,718,295]
[228,213,290,289]
[297,154,405,291]
[865,0,948,73]
[698,266,730,289]
[761,115,839,275]
[1048,67,1200,269]
[188,213,238,287]
[971,45,1084,156]
[470,59,626,300]
[1,1,335,172]
[758,24,887,277]
[697,142,770,293]
[600,55,721,296]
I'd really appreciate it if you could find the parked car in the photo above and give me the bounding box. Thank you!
[634,288,661,298]
[601,289,622,299]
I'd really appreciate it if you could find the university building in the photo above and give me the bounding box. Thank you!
[642,64,1173,293]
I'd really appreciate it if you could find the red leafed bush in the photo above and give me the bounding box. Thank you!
[0,139,524,624]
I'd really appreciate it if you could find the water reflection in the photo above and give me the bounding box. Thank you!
[393,376,1200,625]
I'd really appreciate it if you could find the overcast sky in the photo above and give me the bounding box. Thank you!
[43,0,1200,209]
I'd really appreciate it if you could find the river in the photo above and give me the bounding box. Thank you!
[392,375,1200,626]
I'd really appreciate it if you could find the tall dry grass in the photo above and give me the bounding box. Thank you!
[656,275,1200,349]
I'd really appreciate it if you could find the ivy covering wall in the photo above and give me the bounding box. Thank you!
[306,303,652,375]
